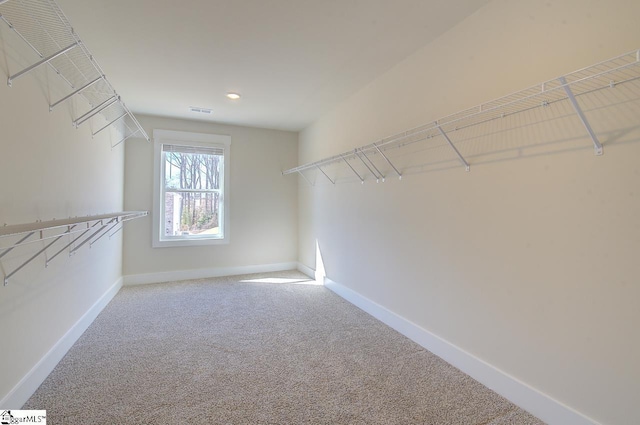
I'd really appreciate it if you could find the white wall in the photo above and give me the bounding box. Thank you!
[0,27,125,405]
[123,115,298,282]
[299,1,640,424]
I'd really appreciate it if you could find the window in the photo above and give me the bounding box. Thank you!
[152,130,231,247]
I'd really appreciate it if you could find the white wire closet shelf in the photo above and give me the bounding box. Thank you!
[284,49,640,184]
[0,211,148,286]
[0,0,149,145]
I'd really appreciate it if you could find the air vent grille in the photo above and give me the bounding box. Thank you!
[189,107,212,114]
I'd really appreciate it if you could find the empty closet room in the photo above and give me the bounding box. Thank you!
[1,0,639,424]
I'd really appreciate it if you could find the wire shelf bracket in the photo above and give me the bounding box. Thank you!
[0,0,150,144]
[559,76,603,155]
[359,148,384,182]
[295,170,314,187]
[374,143,402,179]
[436,125,470,171]
[93,112,127,137]
[112,128,140,149]
[89,219,122,247]
[0,232,34,260]
[0,211,148,286]
[316,165,335,185]
[284,49,640,185]
[355,149,382,182]
[5,225,75,283]
[341,154,364,184]
[73,95,118,127]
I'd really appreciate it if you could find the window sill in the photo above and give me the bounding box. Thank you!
[152,237,229,248]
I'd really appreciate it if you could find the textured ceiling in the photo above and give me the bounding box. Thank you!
[56,0,490,131]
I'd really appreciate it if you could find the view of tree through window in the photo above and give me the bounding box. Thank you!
[163,145,224,238]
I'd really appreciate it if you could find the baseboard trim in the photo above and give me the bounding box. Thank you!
[123,262,299,286]
[0,277,123,409]
[296,262,315,279]
[323,277,600,425]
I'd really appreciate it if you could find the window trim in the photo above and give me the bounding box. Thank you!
[152,129,231,248]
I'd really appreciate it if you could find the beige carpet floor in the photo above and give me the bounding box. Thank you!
[24,270,545,424]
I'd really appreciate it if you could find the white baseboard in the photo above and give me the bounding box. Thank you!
[0,277,123,409]
[123,262,299,286]
[296,262,315,279]
[323,277,600,425]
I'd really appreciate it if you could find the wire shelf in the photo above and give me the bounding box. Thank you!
[284,49,640,181]
[0,211,148,285]
[0,0,149,143]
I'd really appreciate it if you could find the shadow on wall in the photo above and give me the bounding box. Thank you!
[298,77,640,186]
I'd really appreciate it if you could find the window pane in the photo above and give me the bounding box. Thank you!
[164,191,221,237]
[164,151,223,190]
[153,131,230,247]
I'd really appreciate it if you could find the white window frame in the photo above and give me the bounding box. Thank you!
[152,129,231,248]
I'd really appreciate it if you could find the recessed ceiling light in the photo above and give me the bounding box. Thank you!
[226,92,241,100]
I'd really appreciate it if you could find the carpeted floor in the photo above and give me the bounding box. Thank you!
[24,270,545,424]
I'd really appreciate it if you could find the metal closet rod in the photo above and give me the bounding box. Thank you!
[283,48,640,180]
[0,0,150,142]
[0,211,148,286]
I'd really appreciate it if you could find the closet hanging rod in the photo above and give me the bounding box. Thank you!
[283,49,640,177]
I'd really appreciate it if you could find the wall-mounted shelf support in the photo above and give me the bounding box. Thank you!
[437,125,470,171]
[341,154,364,184]
[89,218,122,248]
[112,128,140,148]
[0,211,147,286]
[296,171,314,187]
[69,218,118,255]
[0,232,34,260]
[356,149,382,182]
[7,41,78,87]
[74,96,118,127]
[316,165,335,185]
[50,76,103,111]
[374,143,402,179]
[45,221,100,267]
[559,76,603,156]
[93,112,128,137]
[4,225,75,285]
[360,149,385,182]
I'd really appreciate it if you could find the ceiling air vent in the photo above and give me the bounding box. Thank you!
[189,106,212,114]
